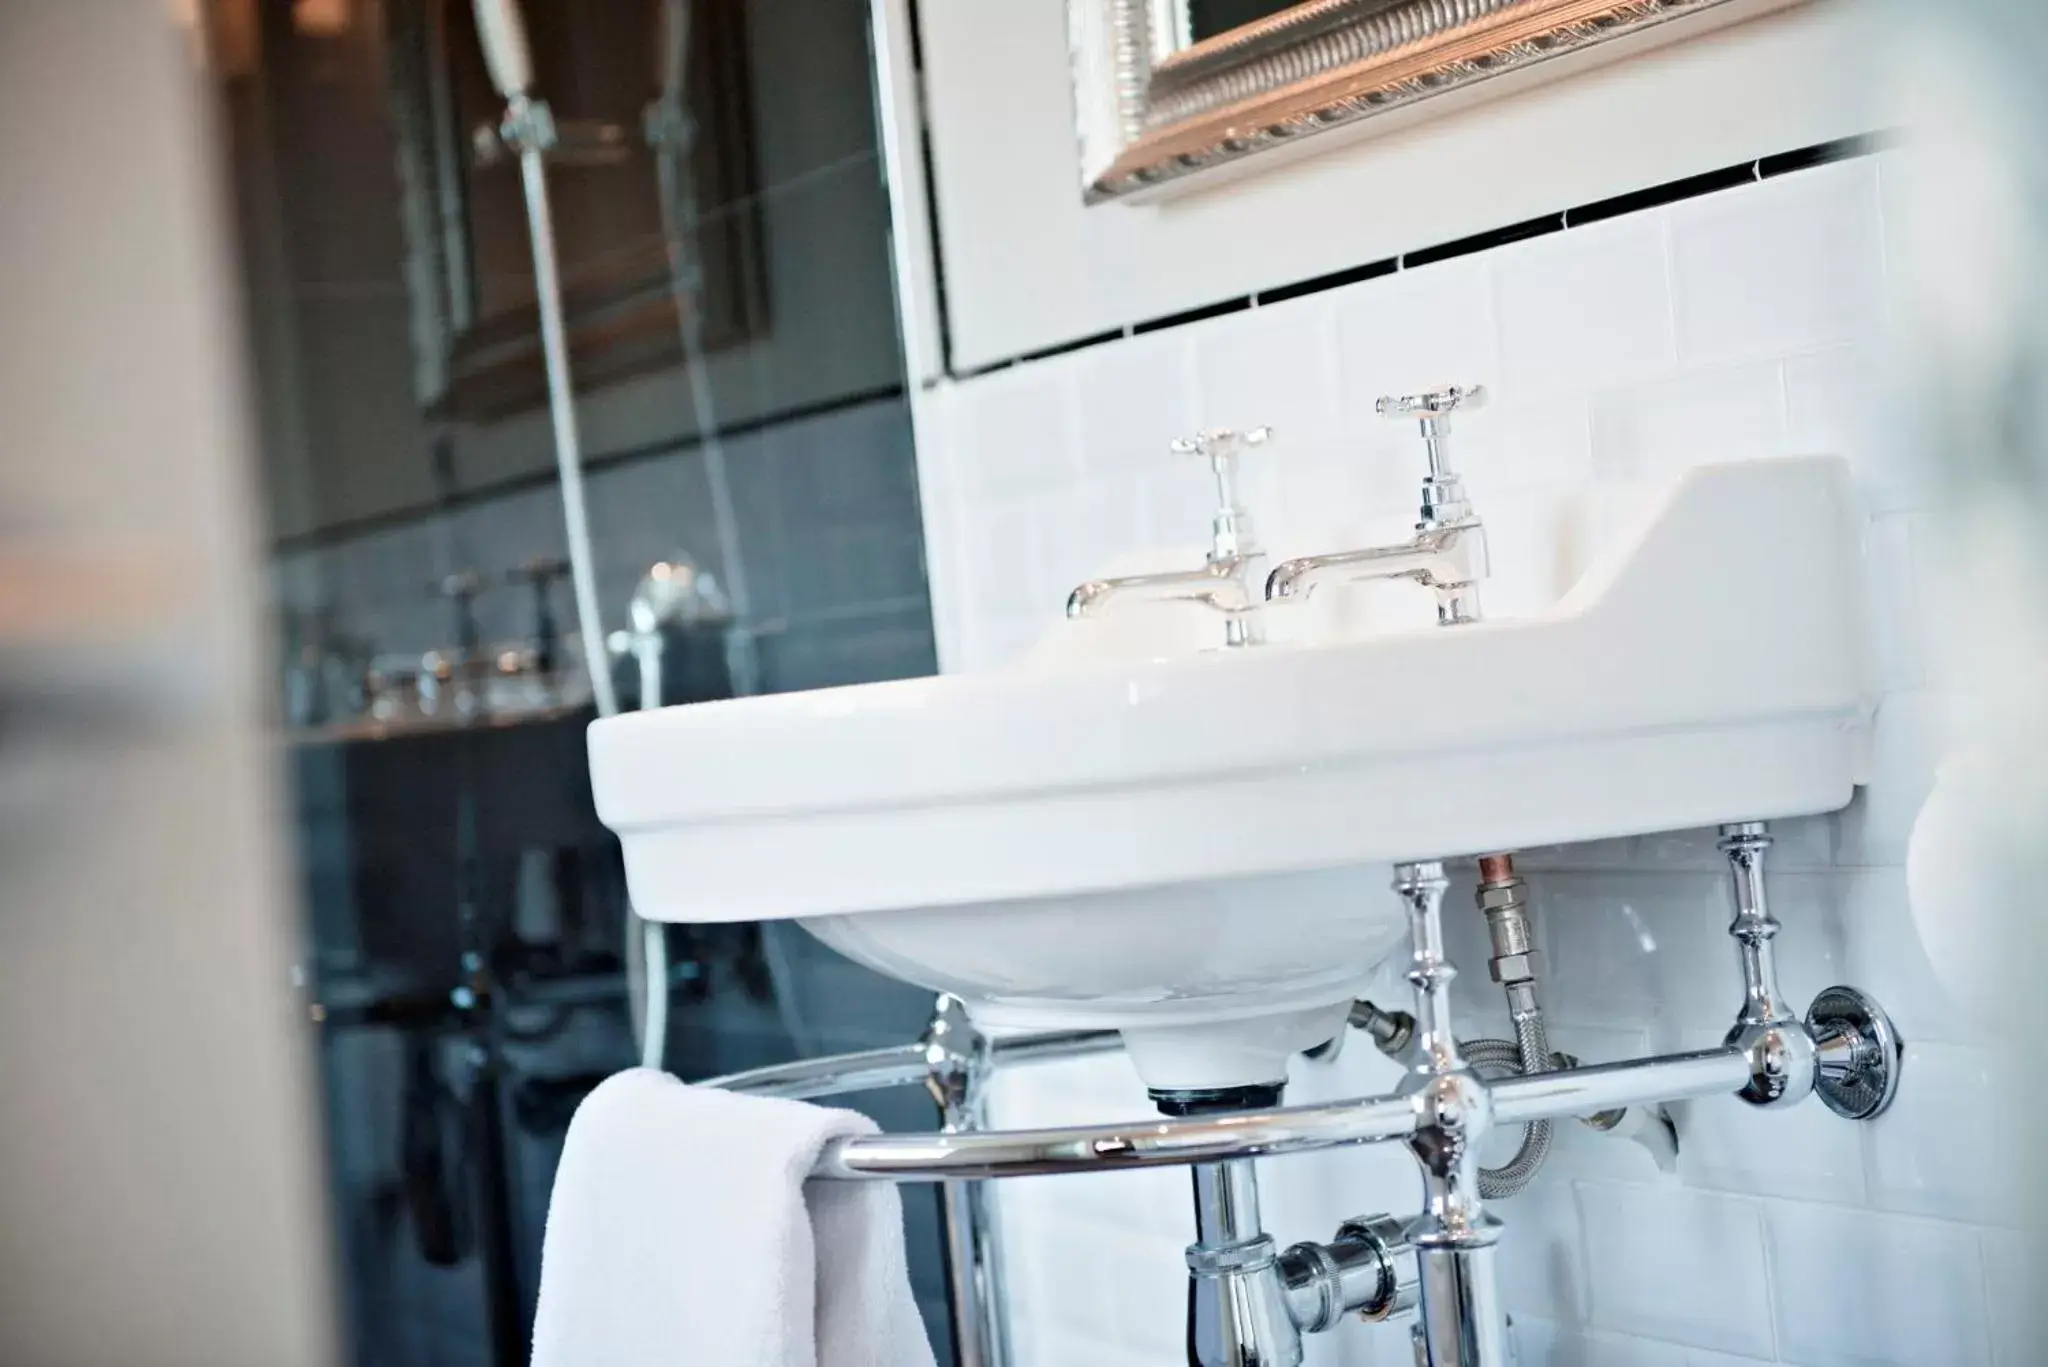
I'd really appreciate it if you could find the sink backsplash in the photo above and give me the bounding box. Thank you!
[910,151,2020,1367]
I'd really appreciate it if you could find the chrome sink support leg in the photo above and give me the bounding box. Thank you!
[1394,861,1511,1367]
[923,997,1008,1367]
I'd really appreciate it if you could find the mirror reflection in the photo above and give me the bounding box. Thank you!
[1182,0,1303,43]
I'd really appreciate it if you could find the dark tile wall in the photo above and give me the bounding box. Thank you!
[226,1,953,1362]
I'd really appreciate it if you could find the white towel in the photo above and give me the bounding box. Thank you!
[532,1067,938,1367]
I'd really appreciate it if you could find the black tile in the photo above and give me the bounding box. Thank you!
[1402,214,1564,269]
[1565,163,1761,226]
[1256,256,1399,306]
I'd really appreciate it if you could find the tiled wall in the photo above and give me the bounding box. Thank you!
[275,395,934,697]
[912,155,2030,1365]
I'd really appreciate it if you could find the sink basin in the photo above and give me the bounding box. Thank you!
[589,455,1869,1090]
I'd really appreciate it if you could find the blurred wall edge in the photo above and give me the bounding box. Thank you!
[0,5,339,1366]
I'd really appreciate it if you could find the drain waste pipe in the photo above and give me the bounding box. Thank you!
[473,0,670,1070]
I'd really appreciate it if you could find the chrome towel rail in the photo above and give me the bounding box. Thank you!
[805,1044,1752,1183]
[699,1027,1122,1101]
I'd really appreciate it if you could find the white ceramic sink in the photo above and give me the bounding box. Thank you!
[589,455,1869,1090]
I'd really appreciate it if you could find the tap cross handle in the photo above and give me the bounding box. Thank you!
[1375,385,1485,479]
[1169,427,1270,561]
[1170,426,1269,508]
[1376,385,1485,527]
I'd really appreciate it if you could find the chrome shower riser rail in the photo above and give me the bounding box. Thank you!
[698,1028,1122,1101]
[805,1044,1752,1183]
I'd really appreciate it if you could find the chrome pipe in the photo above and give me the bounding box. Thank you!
[1186,1160,1299,1367]
[1393,860,1508,1367]
[989,1029,1123,1069]
[698,1044,928,1100]
[777,1044,1770,1182]
[923,1003,1008,1367]
[1718,821,1818,1108]
[1722,823,1800,1032]
[940,1177,1007,1367]
[697,1028,1121,1101]
[813,1092,1422,1181]
[1413,1246,1509,1367]
[1488,1047,1750,1127]
[1192,1160,1264,1246]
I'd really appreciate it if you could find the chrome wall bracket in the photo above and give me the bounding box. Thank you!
[1805,985,1902,1120]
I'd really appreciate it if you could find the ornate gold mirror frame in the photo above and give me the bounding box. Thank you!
[1069,0,1804,203]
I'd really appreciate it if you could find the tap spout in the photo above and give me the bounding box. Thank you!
[1068,553,1265,645]
[1264,523,1487,626]
[1067,559,1255,618]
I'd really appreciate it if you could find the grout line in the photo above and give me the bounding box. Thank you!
[272,384,908,554]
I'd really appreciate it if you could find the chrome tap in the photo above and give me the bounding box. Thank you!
[1066,427,1270,647]
[1265,385,1490,626]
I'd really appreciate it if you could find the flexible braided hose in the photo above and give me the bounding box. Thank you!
[1462,1010,1560,1199]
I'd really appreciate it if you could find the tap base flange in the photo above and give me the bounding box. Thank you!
[1805,985,1902,1120]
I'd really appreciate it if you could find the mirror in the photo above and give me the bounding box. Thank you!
[1182,0,1307,44]
[1070,0,1800,203]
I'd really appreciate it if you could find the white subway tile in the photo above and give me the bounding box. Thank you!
[1578,1331,1691,1367]
[1576,1182,1774,1358]
[1763,1202,1990,1367]
[1270,450,1393,550]
[1982,1227,2046,1367]
[959,495,1047,622]
[1782,343,1873,456]
[1190,296,1343,453]
[951,611,1040,673]
[1588,362,1787,480]
[1075,328,1195,475]
[1539,871,1691,1030]
[1491,215,1675,398]
[1473,486,1577,619]
[1834,690,1943,869]
[953,361,1083,498]
[1538,868,1834,1041]
[1512,837,1642,874]
[1668,160,1886,366]
[1862,513,1926,692]
[1052,1215,1189,1357]
[1491,1179,1592,1325]
[1333,255,1499,429]
[1034,474,1147,604]
[1835,866,1971,1046]
[1864,1040,2024,1228]
[1687,1351,1776,1367]
[1512,1318,1691,1367]
[1782,343,1929,515]
[1465,393,1594,502]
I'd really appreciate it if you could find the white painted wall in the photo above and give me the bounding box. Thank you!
[905,154,2033,1366]
[912,0,1883,372]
